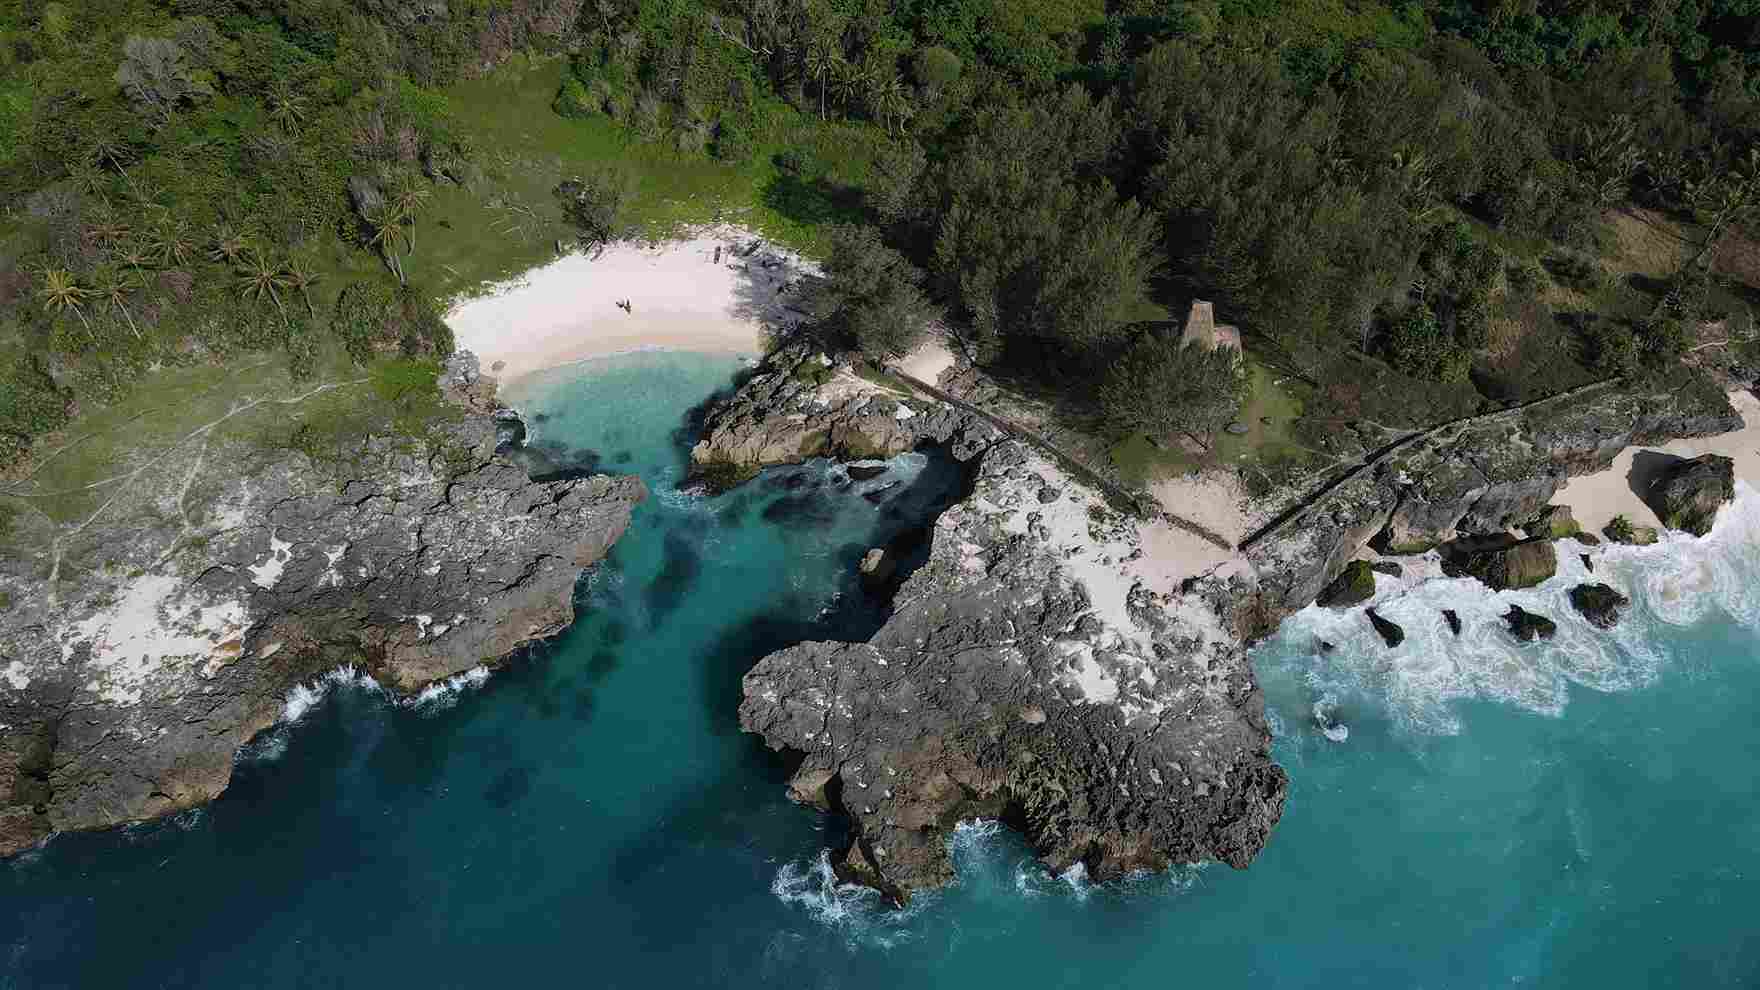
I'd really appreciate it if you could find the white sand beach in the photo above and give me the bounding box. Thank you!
[1556,388,1760,534]
[446,227,818,385]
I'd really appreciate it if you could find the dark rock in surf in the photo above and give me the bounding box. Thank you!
[1502,604,1558,642]
[1365,608,1405,648]
[1442,609,1462,636]
[846,463,888,481]
[1568,583,1630,630]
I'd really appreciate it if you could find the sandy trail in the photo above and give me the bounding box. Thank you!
[445,226,818,385]
[1556,389,1760,534]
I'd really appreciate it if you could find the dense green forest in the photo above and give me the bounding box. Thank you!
[5,0,1760,473]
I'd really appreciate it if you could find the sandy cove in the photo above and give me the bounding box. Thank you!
[1557,388,1760,534]
[445,226,818,386]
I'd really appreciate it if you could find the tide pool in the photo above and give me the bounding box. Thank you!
[4,352,1758,989]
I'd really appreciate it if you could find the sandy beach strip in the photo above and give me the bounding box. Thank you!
[1556,388,1760,534]
[445,227,817,385]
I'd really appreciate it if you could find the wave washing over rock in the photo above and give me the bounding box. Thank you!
[1260,483,1760,737]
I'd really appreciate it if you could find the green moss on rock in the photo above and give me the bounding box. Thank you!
[1317,560,1377,608]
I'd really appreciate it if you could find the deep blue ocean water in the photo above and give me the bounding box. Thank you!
[5,350,1759,989]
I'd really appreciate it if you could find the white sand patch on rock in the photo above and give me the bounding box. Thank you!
[445,226,818,385]
[1557,389,1760,534]
[895,338,957,387]
[2,661,28,691]
[249,532,293,589]
[61,575,250,706]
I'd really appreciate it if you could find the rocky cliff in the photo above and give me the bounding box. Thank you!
[0,355,645,856]
[739,442,1286,903]
[689,346,998,486]
[709,346,1743,902]
[1247,375,1742,618]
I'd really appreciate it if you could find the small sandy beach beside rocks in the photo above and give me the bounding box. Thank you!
[445,226,817,385]
[1556,388,1760,534]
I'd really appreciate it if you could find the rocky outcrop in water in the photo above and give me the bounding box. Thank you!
[0,353,645,856]
[1365,608,1406,647]
[1503,605,1558,641]
[689,345,998,487]
[1650,454,1736,536]
[1445,536,1557,591]
[739,442,1286,904]
[1569,583,1631,629]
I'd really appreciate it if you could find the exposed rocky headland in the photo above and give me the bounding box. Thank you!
[0,354,645,856]
[704,345,1746,903]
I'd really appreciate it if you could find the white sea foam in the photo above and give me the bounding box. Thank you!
[406,665,491,712]
[279,665,383,724]
[1259,485,1760,737]
[769,850,925,949]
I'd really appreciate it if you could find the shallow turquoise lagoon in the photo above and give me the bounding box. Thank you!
[5,351,1759,988]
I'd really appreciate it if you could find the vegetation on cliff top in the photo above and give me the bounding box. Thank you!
[6,0,1760,497]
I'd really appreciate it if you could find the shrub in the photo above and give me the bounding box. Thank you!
[1098,333,1245,448]
[913,47,963,90]
[1386,304,1470,382]
[553,75,597,118]
[713,116,758,163]
[808,225,939,360]
[555,168,634,247]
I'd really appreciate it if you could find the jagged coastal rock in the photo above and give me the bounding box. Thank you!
[689,345,997,486]
[739,442,1286,903]
[1650,453,1736,536]
[1365,608,1406,648]
[708,344,1746,902]
[1248,377,1739,616]
[1446,536,1558,591]
[0,355,645,856]
[1503,605,1559,641]
[1569,583,1631,629]
[1317,560,1376,608]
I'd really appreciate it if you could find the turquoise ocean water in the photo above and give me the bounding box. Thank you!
[5,350,1759,988]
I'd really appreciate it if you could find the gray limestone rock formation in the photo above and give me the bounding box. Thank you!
[739,442,1286,903]
[0,355,645,856]
[689,345,998,487]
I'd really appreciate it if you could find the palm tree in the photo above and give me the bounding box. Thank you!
[362,202,410,285]
[872,74,914,136]
[266,82,309,135]
[389,175,431,252]
[828,58,864,118]
[91,265,142,339]
[235,249,290,319]
[207,223,249,265]
[146,211,194,268]
[283,254,322,319]
[804,38,839,121]
[38,268,93,335]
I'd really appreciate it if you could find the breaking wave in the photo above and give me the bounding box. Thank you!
[770,850,926,949]
[1257,484,1760,737]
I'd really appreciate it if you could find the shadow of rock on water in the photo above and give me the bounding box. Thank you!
[644,529,705,627]
[760,490,841,527]
[1629,450,1689,521]
[483,765,534,808]
[670,364,759,457]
